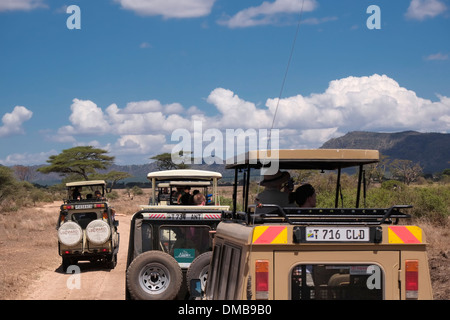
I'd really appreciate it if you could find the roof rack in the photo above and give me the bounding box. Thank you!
[240,204,412,226]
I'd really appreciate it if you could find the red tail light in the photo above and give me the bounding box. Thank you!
[255,260,269,300]
[405,260,418,299]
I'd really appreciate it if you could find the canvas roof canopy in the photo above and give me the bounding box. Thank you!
[225,149,379,170]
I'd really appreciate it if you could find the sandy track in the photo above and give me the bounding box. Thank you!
[23,214,130,300]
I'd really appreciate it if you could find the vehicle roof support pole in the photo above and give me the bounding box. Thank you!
[356,164,363,208]
[242,170,247,210]
[335,167,341,208]
[213,178,218,205]
[151,178,156,205]
[244,165,251,212]
[233,167,238,217]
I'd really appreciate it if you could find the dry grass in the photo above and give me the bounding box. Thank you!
[416,217,450,300]
[0,190,150,299]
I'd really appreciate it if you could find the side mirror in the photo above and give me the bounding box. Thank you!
[189,279,203,299]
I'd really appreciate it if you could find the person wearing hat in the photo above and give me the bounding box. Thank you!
[256,170,291,207]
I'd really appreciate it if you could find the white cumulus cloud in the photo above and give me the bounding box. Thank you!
[0,0,47,11]
[114,0,215,18]
[218,0,318,28]
[405,0,447,20]
[51,74,450,162]
[0,106,33,138]
[58,99,110,136]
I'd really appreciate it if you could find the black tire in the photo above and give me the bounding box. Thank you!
[186,251,212,294]
[106,253,117,269]
[126,251,182,300]
[62,257,71,273]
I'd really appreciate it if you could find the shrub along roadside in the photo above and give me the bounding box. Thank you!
[314,179,450,225]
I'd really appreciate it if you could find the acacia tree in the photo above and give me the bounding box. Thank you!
[37,146,115,181]
[0,166,17,205]
[90,170,132,192]
[389,159,423,185]
[150,152,190,171]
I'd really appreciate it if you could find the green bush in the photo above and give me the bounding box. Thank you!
[302,171,449,224]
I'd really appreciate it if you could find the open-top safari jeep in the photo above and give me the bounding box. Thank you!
[57,180,119,271]
[126,169,229,300]
[196,149,433,300]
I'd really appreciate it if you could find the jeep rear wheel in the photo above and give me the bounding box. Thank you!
[186,251,212,294]
[126,251,182,300]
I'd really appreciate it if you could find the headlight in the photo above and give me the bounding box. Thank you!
[86,220,111,245]
[58,221,82,246]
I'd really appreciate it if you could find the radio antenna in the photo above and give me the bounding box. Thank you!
[268,0,305,144]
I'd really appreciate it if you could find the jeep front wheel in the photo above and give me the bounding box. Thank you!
[126,251,182,300]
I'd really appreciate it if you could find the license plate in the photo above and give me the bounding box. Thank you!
[305,227,370,242]
[74,204,93,209]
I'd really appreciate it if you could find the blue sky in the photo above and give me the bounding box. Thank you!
[0,0,449,166]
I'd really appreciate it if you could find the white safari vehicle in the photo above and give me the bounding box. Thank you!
[57,180,119,271]
[126,169,229,300]
[195,149,433,300]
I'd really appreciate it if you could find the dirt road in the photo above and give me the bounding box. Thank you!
[23,214,130,300]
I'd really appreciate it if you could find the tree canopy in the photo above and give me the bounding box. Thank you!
[37,146,115,181]
[150,152,190,171]
[0,166,17,204]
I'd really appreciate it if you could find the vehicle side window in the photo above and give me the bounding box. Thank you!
[141,222,152,252]
[291,264,383,300]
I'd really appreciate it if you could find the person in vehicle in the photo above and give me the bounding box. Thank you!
[193,193,206,206]
[72,187,81,200]
[256,170,291,207]
[292,183,316,207]
[179,186,191,205]
[95,190,105,200]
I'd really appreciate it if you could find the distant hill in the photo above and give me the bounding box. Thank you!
[321,131,450,174]
[20,131,450,185]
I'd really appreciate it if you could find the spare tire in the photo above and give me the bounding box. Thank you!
[126,251,182,300]
[86,220,111,245]
[58,221,82,247]
[187,251,212,294]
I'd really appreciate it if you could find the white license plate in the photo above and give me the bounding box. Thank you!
[305,227,370,242]
[75,204,93,209]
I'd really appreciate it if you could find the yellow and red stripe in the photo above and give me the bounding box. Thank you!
[252,226,287,244]
[388,226,422,244]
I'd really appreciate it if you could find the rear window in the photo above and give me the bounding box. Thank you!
[71,212,97,228]
[159,226,212,267]
[291,264,383,300]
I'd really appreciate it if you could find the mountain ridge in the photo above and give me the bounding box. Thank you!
[320,131,450,173]
[12,131,450,185]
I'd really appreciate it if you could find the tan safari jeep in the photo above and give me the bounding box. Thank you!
[57,180,119,271]
[198,149,433,300]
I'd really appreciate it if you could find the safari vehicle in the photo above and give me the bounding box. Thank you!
[126,169,229,300]
[146,180,216,206]
[199,149,433,300]
[57,180,119,271]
